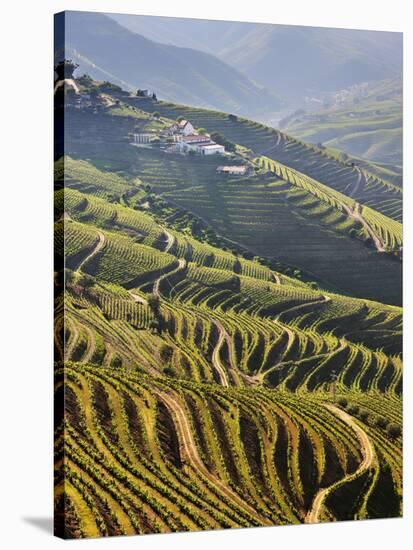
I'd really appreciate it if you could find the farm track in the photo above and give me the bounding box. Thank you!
[211,322,230,387]
[81,326,96,363]
[76,231,105,272]
[156,390,271,525]
[348,167,366,198]
[342,202,386,252]
[306,403,375,524]
[153,258,186,298]
[64,319,79,362]
[276,295,331,320]
[262,338,347,384]
[160,227,175,253]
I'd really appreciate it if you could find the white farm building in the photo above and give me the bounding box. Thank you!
[177,134,225,155]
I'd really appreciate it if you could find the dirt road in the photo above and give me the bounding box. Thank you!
[77,231,105,272]
[153,258,186,298]
[211,323,230,387]
[157,390,271,524]
[306,403,375,523]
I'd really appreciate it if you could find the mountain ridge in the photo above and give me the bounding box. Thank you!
[60,11,283,119]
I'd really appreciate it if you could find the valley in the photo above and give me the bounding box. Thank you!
[54,73,402,538]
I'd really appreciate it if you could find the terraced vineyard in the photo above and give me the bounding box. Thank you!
[55,81,403,539]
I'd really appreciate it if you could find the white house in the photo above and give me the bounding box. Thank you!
[178,119,195,136]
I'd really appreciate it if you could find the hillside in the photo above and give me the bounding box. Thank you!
[55,156,402,537]
[109,14,402,100]
[57,11,283,119]
[55,72,402,538]
[284,79,402,170]
[61,83,402,306]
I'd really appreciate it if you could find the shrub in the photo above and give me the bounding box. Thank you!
[210,131,236,152]
[78,273,94,288]
[359,410,369,422]
[163,366,177,378]
[64,268,75,285]
[148,294,160,314]
[338,397,348,408]
[152,111,160,119]
[387,423,402,439]
[110,355,122,368]
[348,404,359,415]
[376,416,389,430]
[159,344,174,364]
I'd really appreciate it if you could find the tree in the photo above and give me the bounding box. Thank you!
[176,116,185,123]
[76,74,93,86]
[100,81,122,93]
[78,273,94,289]
[152,111,160,119]
[210,131,236,152]
[159,344,174,364]
[149,318,160,334]
[376,416,389,430]
[197,128,207,135]
[228,114,238,122]
[163,366,177,377]
[359,409,369,422]
[338,397,348,408]
[387,423,402,439]
[348,404,359,415]
[148,294,161,314]
[111,355,122,368]
[55,59,79,80]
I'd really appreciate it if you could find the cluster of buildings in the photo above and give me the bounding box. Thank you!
[132,119,225,156]
[166,119,226,156]
[131,118,250,175]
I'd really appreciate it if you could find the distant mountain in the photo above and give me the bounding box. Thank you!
[284,78,402,169]
[109,14,402,101]
[59,11,283,118]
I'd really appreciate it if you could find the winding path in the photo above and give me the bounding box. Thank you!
[342,202,385,252]
[306,403,375,524]
[161,227,175,253]
[153,258,186,298]
[76,231,105,272]
[156,390,271,524]
[211,322,230,387]
[276,294,331,321]
[347,167,365,199]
